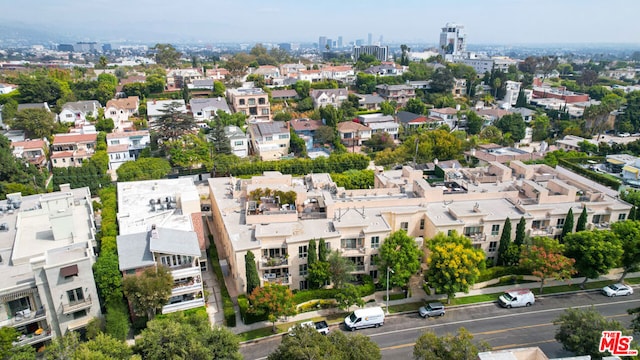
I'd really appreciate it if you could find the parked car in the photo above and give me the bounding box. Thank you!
[619,132,631,137]
[288,320,330,336]
[498,289,535,308]
[602,283,633,297]
[419,302,445,318]
[344,306,385,331]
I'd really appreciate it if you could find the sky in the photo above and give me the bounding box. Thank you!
[3,0,640,45]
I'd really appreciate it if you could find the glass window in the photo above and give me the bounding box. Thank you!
[556,218,565,228]
[464,226,482,236]
[400,222,409,231]
[239,99,245,105]
[370,255,376,266]
[299,280,308,290]
[419,219,425,230]
[248,98,256,105]
[279,134,289,139]
[259,97,266,105]
[618,213,626,220]
[370,236,380,249]
[298,245,307,258]
[299,264,308,276]
[341,238,363,249]
[491,224,500,236]
[266,136,273,141]
[262,108,269,115]
[489,241,498,252]
[67,288,84,303]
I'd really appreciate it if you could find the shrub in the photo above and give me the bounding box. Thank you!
[238,294,268,324]
[478,266,529,283]
[105,299,130,341]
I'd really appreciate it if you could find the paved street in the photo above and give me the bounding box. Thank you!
[240,290,640,360]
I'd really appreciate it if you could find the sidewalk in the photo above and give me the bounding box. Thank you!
[231,270,640,335]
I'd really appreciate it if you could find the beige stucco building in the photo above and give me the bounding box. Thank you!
[208,161,631,293]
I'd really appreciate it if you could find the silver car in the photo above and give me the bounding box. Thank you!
[602,283,633,297]
[419,302,445,318]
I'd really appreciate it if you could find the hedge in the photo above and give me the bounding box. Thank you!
[558,158,621,189]
[238,294,268,324]
[292,275,375,304]
[209,235,236,327]
[478,266,529,283]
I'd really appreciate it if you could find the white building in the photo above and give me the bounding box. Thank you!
[439,23,466,61]
[116,179,207,314]
[59,101,102,127]
[353,45,389,62]
[0,187,101,349]
[224,125,248,158]
[189,98,231,127]
[358,114,399,139]
[105,96,139,131]
[106,130,151,171]
[503,81,522,107]
[247,122,290,161]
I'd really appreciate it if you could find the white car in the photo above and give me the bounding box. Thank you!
[619,132,631,137]
[602,283,633,297]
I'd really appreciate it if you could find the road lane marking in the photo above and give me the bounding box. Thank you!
[370,298,640,338]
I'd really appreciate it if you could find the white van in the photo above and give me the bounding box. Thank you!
[344,307,385,331]
[498,289,535,308]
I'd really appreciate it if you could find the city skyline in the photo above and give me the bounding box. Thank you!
[1,0,640,45]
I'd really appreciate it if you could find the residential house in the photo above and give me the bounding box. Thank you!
[532,79,590,103]
[556,135,597,152]
[106,130,151,171]
[187,79,215,91]
[252,65,280,79]
[247,122,290,160]
[452,78,467,98]
[511,107,535,123]
[271,90,298,101]
[364,63,404,77]
[0,83,16,95]
[464,143,544,165]
[296,70,322,83]
[208,160,631,292]
[320,65,355,82]
[310,88,349,109]
[58,101,101,127]
[280,63,306,77]
[357,114,399,139]
[105,96,139,131]
[337,121,372,147]
[375,84,415,106]
[51,133,97,168]
[503,81,522,107]
[189,98,231,126]
[603,68,636,80]
[354,94,384,111]
[205,67,230,81]
[146,99,187,125]
[473,108,512,125]
[224,125,249,158]
[116,179,207,314]
[167,68,203,89]
[290,118,323,149]
[428,107,459,128]
[0,186,101,349]
[396,111,429,131]
[227,88,271,121]
[407,81,431,90]
[11,139,48,168]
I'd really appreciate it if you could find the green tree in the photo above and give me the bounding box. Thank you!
[289,128,308,157]
[245,251,260,296]
[554,307,627,359]
[16,75,64,104]
[0,327,18,359]
[610,220,640,281]
[519,237,576,294]
[318,238,328,262]
[327,250,355,289]
[319,104,342,128]
[269,326,380,360]
[151,101,196,144]
[92,252,123,304]
[116,157,172,182]
[425,231,485,303]
[380,101,396,116]
[496,218,512,266]
[75,333,132,359]
[563,230,623,288]
[413,328,489,360]
[296,97,314,112]
[248,283,297,332]
[307,261,330,289]
[559,208,574,242]
[575,206,588,232]
[335,283,365,310]
[404,98,427,115]
[308,239,317,267]
[429,68,454,93]
[378,230,421,287]
[95,117,115,133]
[209,120,232,155]
[531,114,551,142]
[514,216,527,246]
[294,80,311,99]
[152,43,182,68]
[494,113,526,142]
[466,111,483,135]
[356,73,377,94]
[45,331,81,360]
[105,299,130,341]
[479,125,503,143]
[314,125,335,145]
[502,243,522,267]
[123,265,173,320]
[11,108,56,139]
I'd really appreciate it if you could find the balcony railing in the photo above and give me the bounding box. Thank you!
[352,265,366,272]
[162,298,206,314]
[259,257,289,269]
[264,276,290,285]
[62,294,92,315]
[13,329,52,347]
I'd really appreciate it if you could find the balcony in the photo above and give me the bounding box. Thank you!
[263,275,291,285]
[13,329,52,347]
[162,298,205,314]
[62,295,92,315]
[170,266,201,279]
[259,257,289,270]
[0,308,46,328]
[352,264,366,273]
[171,279,203,297]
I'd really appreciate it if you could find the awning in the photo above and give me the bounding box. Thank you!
[607,158,625,165]
[623,165,639,174]
[0,288,37,302]
[60,264,79,278]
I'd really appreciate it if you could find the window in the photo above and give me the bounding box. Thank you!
[66,114,73,118]
[491,224,500,236]
[259,98,266,105]
[463,226,482,236]
[160,255,193,268]
[593,214,604,224]
[110,111,116,116]
[125,269,135,275]
[618,213,626,220]
[73,309,87,319]
[110,140,120,145]
[299,280,308,290]
[370,236,380,249]
[299,264,308,276]
[67,288,84,304]
[234,141,244,146]
[472,244,481,249]
[341,238,363,249]
[248,98,256,105]
[400,222,409,231]
[556,218,565,229]
[369,270,378,279]
[262,109,269,115]
[279,134,289,140]
[447,230,454,236]
[531,220,543,229]
[279,144,287,148]
[419,219,425,230]
[266,136,273,141]
[370,255,376,266]
[239,99,245,105]
[489,241,498,252]
[298,245,308,258]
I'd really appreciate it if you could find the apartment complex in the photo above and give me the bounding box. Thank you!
[227,88,271,121]
[116,179,207,314]
[0,186,101,349]
[208,162,631,293]
[353,45,389,62]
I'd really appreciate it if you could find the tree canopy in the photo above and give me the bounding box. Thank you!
[151,43,182,68]
[123,266,173,320]
[519,237,576,294]
[378,230,422,287]
[116,157,172,182]
[249,283,297,332]
[554,307,626,359]
[413,328,489,360]
[609,220,640,281]
[563,230,623,287]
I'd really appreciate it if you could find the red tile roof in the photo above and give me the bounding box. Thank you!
[190,213,206,251]
[11,139,46,150]
[53,133,97,144]
[107,144,130,153]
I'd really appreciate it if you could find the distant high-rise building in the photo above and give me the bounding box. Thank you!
[337,36,343,49]
[318,36,327,51]
[58,44,74,52]
[102,43,112,52]
[439,23,466,61]
[355,39,365,46]
[353,45,388,62]
[279,43,292,52]
[367,33,372,45]
[326,38,333,50]
[378,35,383,45]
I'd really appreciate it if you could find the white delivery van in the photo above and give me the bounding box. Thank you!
[498,289,535,308]
[344,307,385,331]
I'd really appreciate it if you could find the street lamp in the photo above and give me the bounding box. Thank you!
[386,266,394,315]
